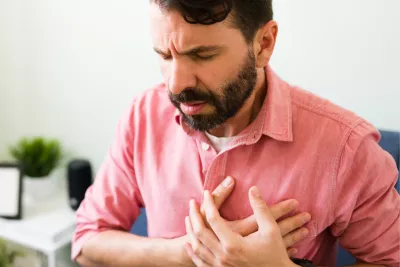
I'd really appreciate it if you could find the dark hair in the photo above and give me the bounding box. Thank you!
[151,0,274,43]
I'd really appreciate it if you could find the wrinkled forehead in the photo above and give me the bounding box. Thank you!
[149,3,240,51]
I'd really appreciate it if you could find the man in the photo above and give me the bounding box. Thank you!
[72,1,400,267]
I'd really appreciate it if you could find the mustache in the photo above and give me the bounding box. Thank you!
[169,88,213,103]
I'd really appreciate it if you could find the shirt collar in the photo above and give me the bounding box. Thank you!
[260,65,293,142]
[174,65,293,142]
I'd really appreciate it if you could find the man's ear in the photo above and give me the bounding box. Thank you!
[253,20,278,68]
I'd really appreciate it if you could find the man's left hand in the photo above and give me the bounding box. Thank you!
[185,186,298,267]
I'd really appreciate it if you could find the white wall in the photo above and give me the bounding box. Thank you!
[271,0,400,132]
[0,0,21,159]
[0,0,161,169]
[1,0,399,173]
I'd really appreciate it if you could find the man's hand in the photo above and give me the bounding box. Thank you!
[185,187,303,267]
[202,177,308,239]
[198,177,309,255]
[178,177,310,266]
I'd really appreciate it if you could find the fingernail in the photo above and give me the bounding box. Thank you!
[250,187,260,197]
[303,213,311,223]
[223,176,233,187]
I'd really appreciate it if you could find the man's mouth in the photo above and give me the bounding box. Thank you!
[180,101,207,115]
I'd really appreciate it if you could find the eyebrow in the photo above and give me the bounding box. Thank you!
[153,45,222,56]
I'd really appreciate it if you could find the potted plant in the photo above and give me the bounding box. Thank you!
[0,238,25,267]
[8,136,64,202]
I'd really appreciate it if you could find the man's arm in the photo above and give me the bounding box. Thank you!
[71,101,153,266]
[76,231,188,267]
[330,123,400,267]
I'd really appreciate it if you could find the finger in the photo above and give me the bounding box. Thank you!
[190,200,207,230]
[185,216,202,251]
[287,247,298,258]
[189,200,223,254]
[200,177,234,226]
[278,212,311,236]
[208,176,235,212]
[269,199,299,220]
[185,216,215,265]
[185,243,212,267]
[229,199,299,236]
[227,214,257,236]
[203,190,237,244]
[283,227,309,248]
[248,186,277,233]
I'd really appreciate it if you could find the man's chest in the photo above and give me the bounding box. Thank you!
[134,137,333,240]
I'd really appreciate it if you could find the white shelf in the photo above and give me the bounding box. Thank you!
[0,191,76,254]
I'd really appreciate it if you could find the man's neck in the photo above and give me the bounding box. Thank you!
[208,68,267,138]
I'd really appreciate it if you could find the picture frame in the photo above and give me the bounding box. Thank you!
[0,163,23,220]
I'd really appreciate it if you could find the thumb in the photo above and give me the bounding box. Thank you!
[249,186,275,233]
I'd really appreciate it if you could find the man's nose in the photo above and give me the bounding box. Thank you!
[168,60,197,95]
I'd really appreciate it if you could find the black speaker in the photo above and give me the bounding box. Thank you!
[67,159,93,211]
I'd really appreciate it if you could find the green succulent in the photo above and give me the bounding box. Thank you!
[8,136,64,178]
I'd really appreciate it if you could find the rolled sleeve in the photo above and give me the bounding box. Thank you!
[71,102,143,260]
[331,122,400,267]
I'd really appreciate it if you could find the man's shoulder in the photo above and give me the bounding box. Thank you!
[132,83,170,107]
[289,86,367,129]
[287,84,380,148]
[118,83,177,130]
[291,86,377,135]
[127,83,176,116]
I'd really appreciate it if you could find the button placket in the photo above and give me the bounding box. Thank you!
[203,151,228,193]
[196,139,217,182]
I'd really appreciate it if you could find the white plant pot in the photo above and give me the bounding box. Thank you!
[23,172,58,202]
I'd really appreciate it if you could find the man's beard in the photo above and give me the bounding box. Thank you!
[169,50,258,132]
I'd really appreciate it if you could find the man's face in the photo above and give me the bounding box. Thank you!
[149,4,258,131]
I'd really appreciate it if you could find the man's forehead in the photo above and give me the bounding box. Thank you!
[149,3,233,48]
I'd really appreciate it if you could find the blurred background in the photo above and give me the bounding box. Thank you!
[0,1,399,266]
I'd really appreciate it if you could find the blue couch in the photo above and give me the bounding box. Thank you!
[130,130,400,266]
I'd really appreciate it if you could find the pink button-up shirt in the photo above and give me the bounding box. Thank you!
[72,66,400,266]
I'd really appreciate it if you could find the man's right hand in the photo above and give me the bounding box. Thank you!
[177,176,311,266]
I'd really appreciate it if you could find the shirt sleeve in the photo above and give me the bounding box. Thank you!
[330,121,400,267]
[71,101,143,261]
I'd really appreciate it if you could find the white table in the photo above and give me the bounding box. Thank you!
[0,192,76,267]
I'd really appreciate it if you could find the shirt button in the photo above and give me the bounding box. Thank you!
[202,142,210,151]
